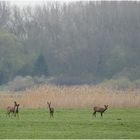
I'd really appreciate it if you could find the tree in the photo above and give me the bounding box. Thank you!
[0,1,10,28]
[33,54,48,76]
[0,30,27,84]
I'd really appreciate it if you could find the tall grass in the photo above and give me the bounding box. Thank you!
[0,85,140,108]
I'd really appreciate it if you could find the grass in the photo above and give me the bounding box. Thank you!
[1,85,140,108]
[0,85,140,138]
[0,108,140,139]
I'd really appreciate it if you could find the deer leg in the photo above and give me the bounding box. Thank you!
[93,111,96,117]
[10,112,13,117]
[7,112,10,117]
[14,112,16,117]
[9,111,14,117]
[12,112,15,117]
[101,112,103,117]
[6,112,7,117]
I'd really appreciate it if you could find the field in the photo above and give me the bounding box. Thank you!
[0,108,140,139]
[0,85,140,138]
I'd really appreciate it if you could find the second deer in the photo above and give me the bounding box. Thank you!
[47,102,54,118]
[93,105,108,117]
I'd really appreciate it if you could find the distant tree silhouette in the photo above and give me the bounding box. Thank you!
[33,54,48,76]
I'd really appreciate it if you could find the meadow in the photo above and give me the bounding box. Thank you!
[0,85,140,138]
[0,108,140,139]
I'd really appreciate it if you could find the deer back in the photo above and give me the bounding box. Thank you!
[94,105,108,112]
[7,106,15,113]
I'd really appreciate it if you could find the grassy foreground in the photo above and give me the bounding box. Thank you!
[0,108,140,139]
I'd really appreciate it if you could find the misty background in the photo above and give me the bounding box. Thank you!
[0,1,140,91]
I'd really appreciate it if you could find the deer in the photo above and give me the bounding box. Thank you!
[7,101,17,117]
[47,102,54,118]
[93,105,108,117]
[14,103,20,117]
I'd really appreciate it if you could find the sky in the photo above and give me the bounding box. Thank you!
[1,0,80,7]
[1,0,139,7]
[4,0,51,7]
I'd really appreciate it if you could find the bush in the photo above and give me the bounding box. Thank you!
[1,75,52,91]
[100,77,132,90]
[5,76,35,91]
[132,80,140,89]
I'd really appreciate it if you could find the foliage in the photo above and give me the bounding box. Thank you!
[2,75,48,91]
[0,30,27,84]
[100,77,132,90]
[33,55,48,76]
[1,2,140,86]
[5,76,35,91]
[132,80,140,89]
[100,77,140,90]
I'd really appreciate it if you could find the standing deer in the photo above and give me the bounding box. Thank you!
[7,101,17,117]
[47,102,54,118]
[93,105,108,117]
[14,103,20,117]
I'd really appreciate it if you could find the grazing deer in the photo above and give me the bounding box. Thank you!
[7,101,17,117]
[47,102,54,118]
[93,105,108,117]
[14,103,20,117]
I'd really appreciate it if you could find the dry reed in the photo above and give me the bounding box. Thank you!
[0,85,140,108]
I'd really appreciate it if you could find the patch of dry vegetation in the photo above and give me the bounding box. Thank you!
[0,85,140,108]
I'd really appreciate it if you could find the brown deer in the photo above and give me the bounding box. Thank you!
[93,105,108,117]
[47,102,54,118]
[14,103,20,117]
[7,101,17,117]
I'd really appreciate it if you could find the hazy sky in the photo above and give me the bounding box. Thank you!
[6,0,53,7]
[1,0,138,7]
[3,0,80,5]
[2,0,72,7]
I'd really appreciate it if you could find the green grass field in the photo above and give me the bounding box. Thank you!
[0,108,140,139]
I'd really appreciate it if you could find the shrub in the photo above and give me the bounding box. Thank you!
[132,80,140,89]
[100,77,132,90]
[4,76,35,91]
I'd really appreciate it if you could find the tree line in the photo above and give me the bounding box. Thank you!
[0,1,140,85]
